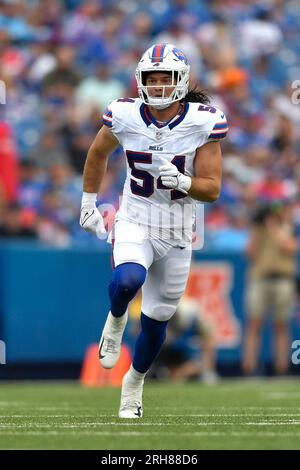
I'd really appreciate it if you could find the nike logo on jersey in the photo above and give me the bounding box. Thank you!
[149,145,163,151]
[81,209,94,226]
[221,114,225,119]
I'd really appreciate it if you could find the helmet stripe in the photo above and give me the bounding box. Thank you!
[151,43,166,63]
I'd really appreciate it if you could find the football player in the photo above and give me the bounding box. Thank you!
[80,43,228,418]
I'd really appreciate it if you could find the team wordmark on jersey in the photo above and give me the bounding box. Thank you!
[149,145,163,151]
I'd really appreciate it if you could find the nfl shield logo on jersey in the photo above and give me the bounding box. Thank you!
[155,130,163,140]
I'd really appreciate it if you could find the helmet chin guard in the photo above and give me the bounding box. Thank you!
[135,43,190,109]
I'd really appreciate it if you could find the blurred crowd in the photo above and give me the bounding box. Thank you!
[1,0,300,249]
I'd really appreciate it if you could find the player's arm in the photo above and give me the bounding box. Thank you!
[188,141,222,202]
[83,125,119,192]
[159,141,222,203]
[80,125,119,238]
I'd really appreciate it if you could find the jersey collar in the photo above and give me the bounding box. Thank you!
[140,102,189,130]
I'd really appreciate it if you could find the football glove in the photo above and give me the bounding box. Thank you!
[80,192,106,239]
[159,160,191,195]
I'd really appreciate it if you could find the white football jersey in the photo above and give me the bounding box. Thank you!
[102,98,228,246]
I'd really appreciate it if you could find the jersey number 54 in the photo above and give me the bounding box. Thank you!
[126,150,186,200]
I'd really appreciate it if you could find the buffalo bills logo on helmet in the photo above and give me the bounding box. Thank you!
[172,48,188,64]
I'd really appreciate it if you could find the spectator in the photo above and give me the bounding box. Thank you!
[0,202,37,239]
[243,203,298,375]
[155,296,220,384]
[75,64,126,118]
[238,4,283,59]
[43,45,81,104]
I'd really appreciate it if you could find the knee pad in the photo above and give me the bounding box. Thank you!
[141,250,191,322]
[147,303,177,322]
[161,258,190,300]
[109,262,147,304]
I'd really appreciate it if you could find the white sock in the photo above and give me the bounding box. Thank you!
[124,365,146,386]
[105,311,128,334]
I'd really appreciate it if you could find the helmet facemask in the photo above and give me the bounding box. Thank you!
[136,69,189,109]
[135,44,190,109]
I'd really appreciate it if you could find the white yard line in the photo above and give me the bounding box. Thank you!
[0,421,299,428]
[1,431,300,438]
[1,413,300,419]
[150,406,300,410]
[158,414,300,417]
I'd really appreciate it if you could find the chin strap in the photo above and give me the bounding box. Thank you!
[147,100,172,110]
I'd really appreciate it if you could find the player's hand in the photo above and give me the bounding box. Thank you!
[80,192,106,239]
[159,160,191,195]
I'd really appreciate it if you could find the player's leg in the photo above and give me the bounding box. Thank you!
[119,245,192,418]
[273,319,290,374]
[272,279,294,374]
[100,261,147,368]
[242,279,267,374]
[99,225,154,369]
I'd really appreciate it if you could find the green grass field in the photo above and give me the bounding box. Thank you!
[0,379,299,450]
